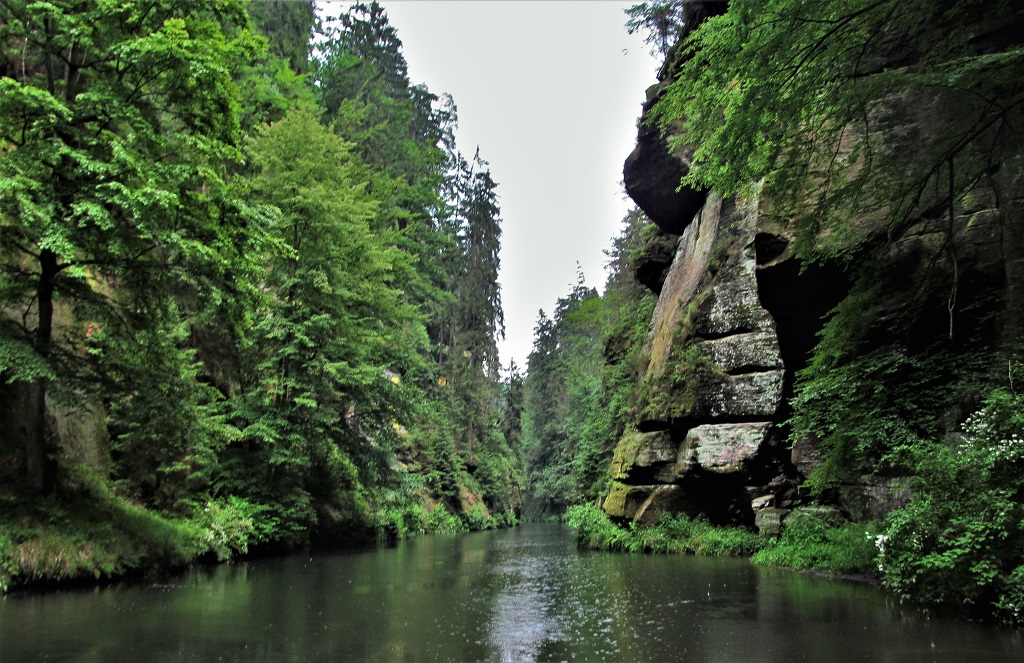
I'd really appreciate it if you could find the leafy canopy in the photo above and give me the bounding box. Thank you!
[652,0,1024,258]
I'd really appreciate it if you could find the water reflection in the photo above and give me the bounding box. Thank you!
[488,536,564,661]
[1,523,1022,662]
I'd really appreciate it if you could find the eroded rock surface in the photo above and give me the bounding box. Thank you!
[608,3,1022,532]
[607,187,793,525]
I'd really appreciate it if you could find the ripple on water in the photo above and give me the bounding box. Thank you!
[2,524,1024,663]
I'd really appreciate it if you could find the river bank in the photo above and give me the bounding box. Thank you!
[0,470,508,594]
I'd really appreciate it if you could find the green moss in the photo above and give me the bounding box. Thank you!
[602,482,631,518]
[608,431,648,480]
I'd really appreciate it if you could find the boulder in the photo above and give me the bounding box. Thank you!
[676,422,773,476]
[791,435,827,480]
[754,507,790,537]
[604,482,698,523]
[609,430,678,483]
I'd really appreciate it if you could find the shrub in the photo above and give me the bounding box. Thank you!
[462,501,493,531]
[880,387,1024,624]
[424,504,468,534]
[752,512,879,575]
[192,496,257,561]
[0,531,16,591]
[564,503,634,551]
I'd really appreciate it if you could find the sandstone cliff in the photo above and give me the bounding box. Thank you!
[607,3,1022,532]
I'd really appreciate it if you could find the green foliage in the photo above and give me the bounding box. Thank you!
[191,495,258,562]
[625,2,725,58]
[96,305,240,512]
[312,1,522,524]
[566,505,877,578]
[651,0,1024,261]
[625,2,687,56]
[565,503,762,556]
[523,210,657,516]
[247,0,315,74]
[0,0,263,492]
[565,503,636,551]
[0,466,214,590]
[424,503,469,535]
[880,386,1024,624]
[0,0,522,590]
[0,530,16,592]
[237,104,423,491]
[523,280,603,512]
[462,501,493,532]
[791,345,950,491]
[752,513,880,576]
[369,492,435,542]
[788,263,997,492]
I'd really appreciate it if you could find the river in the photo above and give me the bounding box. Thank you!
[1,523,1022,662]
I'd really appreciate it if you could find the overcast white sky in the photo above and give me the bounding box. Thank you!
[318,1,660,369]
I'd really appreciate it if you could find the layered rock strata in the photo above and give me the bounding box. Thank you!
[605,187,793,527]
[608,4,1021,532]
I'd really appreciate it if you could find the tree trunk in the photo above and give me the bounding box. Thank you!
[25,249,59,493]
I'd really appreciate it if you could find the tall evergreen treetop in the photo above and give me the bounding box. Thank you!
[247,0,316,74]
[455,149,504,374]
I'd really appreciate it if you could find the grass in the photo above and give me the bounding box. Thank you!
[564,502,881,578]
[564,503,762,556]
[0,468,209,592]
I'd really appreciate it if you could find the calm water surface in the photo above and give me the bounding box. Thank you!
[1,523,1022,662]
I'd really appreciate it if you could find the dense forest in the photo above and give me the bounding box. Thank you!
[523,0,1024,625]
[0,0,524,589]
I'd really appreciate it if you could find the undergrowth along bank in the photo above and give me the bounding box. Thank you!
[564,503,879,576]
[0,469,516,594]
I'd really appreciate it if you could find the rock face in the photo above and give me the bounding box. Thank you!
[606,187,793,528]
[608,10,1021,531]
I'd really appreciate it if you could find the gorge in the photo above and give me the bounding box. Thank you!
[1,0,1023,636]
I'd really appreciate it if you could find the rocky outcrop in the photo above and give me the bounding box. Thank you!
[609,7,1023,535]
[607,170,1015,530]
[621,1,728,236]
[606,187,794,528]
[623,117,705,236]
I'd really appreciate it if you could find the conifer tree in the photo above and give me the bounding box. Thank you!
[455,150,504,374]
[247,0,316,74]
